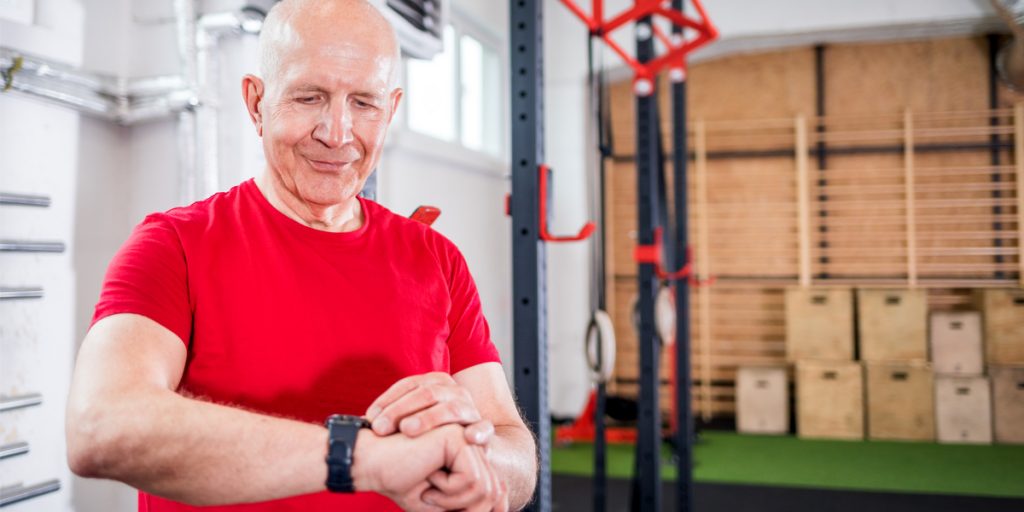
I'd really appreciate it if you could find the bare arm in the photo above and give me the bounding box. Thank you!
[66,314,329,504]
[452,363,538,511]
[65,313,494,509]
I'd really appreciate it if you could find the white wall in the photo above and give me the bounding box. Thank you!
[1,1,84,511]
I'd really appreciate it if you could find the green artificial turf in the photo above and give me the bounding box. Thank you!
[550,431,1024,498]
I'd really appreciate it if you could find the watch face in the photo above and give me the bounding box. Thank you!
[326,414,370,428]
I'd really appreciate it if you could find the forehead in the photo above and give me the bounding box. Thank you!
[272,29,396,92]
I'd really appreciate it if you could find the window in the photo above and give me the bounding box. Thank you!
[403,14,504,159]
[406,26,457,142]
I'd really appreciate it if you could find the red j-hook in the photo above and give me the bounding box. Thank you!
[538,164,596,242]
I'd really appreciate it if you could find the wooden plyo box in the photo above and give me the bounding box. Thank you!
[737,366,789,435]
[785,288,854,361]
[929,311,984,376]
[858,289,928,362]
[796,361,863,440]
[866,362,935,441]
[974,289,1024,365]
[935,376,992,444]
[990,365,1024,444]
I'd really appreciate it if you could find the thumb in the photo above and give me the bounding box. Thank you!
[464,419,495,446]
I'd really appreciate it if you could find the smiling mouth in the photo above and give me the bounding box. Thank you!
[306,159,353,172]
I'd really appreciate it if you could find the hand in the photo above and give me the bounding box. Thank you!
[422,445,509,512]
[353,425,505,512]
[366,372,495,446]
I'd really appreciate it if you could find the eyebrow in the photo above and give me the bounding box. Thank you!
[286,84,384,103]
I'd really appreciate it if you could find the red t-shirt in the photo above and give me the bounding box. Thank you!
[92,179,501,511]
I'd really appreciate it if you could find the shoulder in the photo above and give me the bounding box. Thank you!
[138,182,250,243]
[363,199,467,269]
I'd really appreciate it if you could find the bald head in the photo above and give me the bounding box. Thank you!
[258,0,401,87]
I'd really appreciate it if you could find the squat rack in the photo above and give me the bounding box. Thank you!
[510,1,716,511]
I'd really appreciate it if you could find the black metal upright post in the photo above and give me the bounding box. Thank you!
[814,44,830,280]
[670,2,694,511]
[987,34,1005,279]
[510,1,550,511]
[633,16,662,512]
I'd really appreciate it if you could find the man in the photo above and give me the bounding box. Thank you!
[65,0,537,510]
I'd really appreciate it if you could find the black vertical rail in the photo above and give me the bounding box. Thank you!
[510,1,550,510]
[814,44,829,279]
[633,16,662,512]
[590,35,609,512]
[670,2,694,511]
[987,34,1005,279]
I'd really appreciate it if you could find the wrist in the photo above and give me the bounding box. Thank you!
[350,429,379,492]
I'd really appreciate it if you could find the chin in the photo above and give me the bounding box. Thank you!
[298,175,360,206]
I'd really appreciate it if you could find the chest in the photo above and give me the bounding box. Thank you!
[177,234,452,419]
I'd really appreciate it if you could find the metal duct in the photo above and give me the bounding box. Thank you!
[990,0,1024,90]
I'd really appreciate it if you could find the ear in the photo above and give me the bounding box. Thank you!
[242,74,266,136]
[386,87,403,125]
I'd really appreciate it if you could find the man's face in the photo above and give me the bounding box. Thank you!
[258,32,401,207]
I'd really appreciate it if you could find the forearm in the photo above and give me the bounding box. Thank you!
[67,388,328,506]
[488,425,538,511]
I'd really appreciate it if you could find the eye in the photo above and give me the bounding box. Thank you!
[296,95,321,104]
[353,98,378,110]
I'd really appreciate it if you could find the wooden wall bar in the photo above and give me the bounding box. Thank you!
[604,35,1024,419]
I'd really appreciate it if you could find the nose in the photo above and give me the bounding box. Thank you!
[312,99,354,148]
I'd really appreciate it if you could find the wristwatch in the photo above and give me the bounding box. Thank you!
[324,414,370,493]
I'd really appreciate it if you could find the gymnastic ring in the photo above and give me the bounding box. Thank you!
[584,309,616,383]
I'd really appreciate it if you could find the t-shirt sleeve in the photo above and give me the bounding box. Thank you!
[444,244,501,373]
[91,214,192,346]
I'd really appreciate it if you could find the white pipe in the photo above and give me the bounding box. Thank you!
[174,0,200,204]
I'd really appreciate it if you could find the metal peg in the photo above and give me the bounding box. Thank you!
[0,287,43,300]
[0,442,28,460]
[0,480,61,507]
[0,193,50,207]
[0,240,65,253]
[0,393,42,413]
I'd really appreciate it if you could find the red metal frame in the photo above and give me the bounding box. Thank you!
[538,164,596,242]
[554,390,638,445]
[557,0,718,93]
[633,227,693,280]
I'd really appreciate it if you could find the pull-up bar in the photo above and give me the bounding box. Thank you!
[558,0,717,95]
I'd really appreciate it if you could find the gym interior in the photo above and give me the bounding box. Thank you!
[1,1,1023,511]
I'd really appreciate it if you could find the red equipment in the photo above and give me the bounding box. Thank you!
[409,205,441,226]
[557,0,718,95]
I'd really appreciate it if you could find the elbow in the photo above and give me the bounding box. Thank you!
[66,399,125,478]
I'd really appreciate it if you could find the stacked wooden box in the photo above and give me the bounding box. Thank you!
[859,289,935,442]
[775,287,1024,444]
[929,309,990,444]
[785,288,863,440]
[975,289,1024,444]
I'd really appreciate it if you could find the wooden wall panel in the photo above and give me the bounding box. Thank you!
[685,47,816,121]
[602,35,1022,420]
[826,37,989,115]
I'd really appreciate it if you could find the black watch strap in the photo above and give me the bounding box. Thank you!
[325,414,369,493]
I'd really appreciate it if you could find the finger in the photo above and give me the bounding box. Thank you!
[427,469,474,496]
[405,481,445,512]
[398,398,483,437]
[366,372,451,420]
[463,419,495,446]
[484,455,506,512]
[466,449,500,512]
[495,479,510,512]
[422,444,490,510]
[371,384,452,436]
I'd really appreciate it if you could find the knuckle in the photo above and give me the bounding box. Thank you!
[421,386,440,403]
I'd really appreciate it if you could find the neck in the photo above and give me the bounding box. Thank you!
[255,171,365,233]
